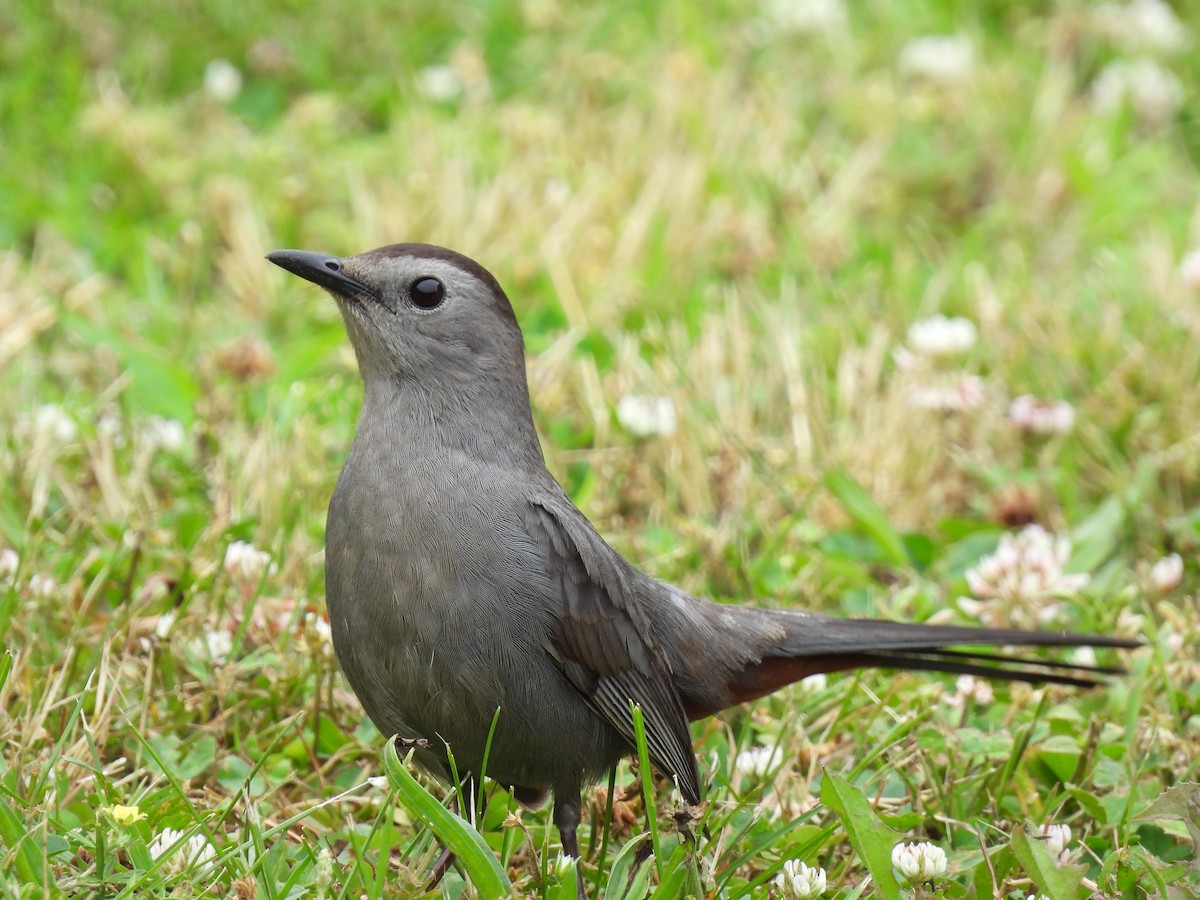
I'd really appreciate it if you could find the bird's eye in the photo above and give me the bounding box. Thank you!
[410,277,446,309]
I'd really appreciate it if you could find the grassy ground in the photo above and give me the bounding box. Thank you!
[2,0,1199,897]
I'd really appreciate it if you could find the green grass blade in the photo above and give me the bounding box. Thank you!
[603,831,651,899]
[382,737,512,899]
[1009,827,1084,900]
[629,703,663,878]
[820,773,901,900]
[0,797,48,889]
[824,469,909,567]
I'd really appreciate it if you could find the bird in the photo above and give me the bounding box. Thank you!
[266,243,1138,893]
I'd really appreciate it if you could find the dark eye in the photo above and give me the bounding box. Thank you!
[410,277,445,309]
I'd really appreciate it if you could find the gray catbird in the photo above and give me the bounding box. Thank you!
[267,243,1137,888]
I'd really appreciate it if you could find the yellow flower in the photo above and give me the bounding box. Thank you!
[102,804,147,826]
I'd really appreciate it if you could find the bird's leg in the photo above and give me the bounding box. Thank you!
[423,776,484,891]
[424,846,457,891]
[553,793,587,900]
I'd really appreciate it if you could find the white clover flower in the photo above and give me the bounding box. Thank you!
[907,374,984,412]
[1147,553,1183,596]
[762,0,847,35]
[303,611,335,660]
[800,672,828,692]
[1039,823,1071,863]
[154,609,177,639]
[149,826,217,876]
[1092,58,1183,126]
[201,628,233,664]
[1094,0,1188,54]
[891,346,922,371]
[1121,0,1188,52]
[734,744,779,779]
[892,841,947,881]
[947,674,994,707]
[1009,395,1076,435]
[615,395,677,437]
[543,178,571,207]
[775,860,827,898]
[955,596,989,620]
[1115,609,1146,644]
[1093,69,1128,119]
[0,549,18,585]
[28,573,57,600]
[899,35,974,84]
[95,407,125,445]
[1069,646,1098,668]
[1179,249,1200,290]
[416,65,463,102]
[894,317,983,413]
[906,315,977,356]
[964,526,1089,608]
[27,404,78,444]
[223,541,272,585]
[203,59,243,103]
[141,417,187,454]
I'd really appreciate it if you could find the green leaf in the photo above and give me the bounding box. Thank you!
[177,735,217,780]
[66,316,198,423]
[604,833,653,900]
[0,796,48,889]
[820,773,902,900]
[1036,735,1082,783]
[1133,782,1200,847]
[648,855,690,898]
[1010,827,1085,900]
[312,716,350,756]
[941,530,1000,579]
[972,856,994,900]
[1064,786,1108,825]
[550,861,579,900]
[1069,495,1127,573]
[824,470,909,568]
[382,738,512,900]
[168,506,209,551]
[216,755,264,795]
[274,328,346,385]
[958,728,1015,760]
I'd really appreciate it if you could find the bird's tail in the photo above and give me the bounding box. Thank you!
[672,602,1140,719]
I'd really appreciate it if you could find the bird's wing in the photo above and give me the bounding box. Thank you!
[526,494,702,804]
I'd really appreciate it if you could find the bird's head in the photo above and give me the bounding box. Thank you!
[267,243,526,386]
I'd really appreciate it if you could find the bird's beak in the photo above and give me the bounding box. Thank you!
[266,249,378,302]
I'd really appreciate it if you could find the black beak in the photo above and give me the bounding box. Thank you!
[266,249,377,302]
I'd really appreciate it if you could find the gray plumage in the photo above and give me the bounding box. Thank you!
[267,243,1138,890]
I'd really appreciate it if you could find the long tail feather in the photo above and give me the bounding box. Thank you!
[771,612,1141,657]
[698,609,1140,714]
[812,651,1115,688]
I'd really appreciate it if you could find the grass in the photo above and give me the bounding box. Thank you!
[2,0,1199,896]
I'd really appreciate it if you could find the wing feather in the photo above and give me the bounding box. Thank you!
[526,495,702,803]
